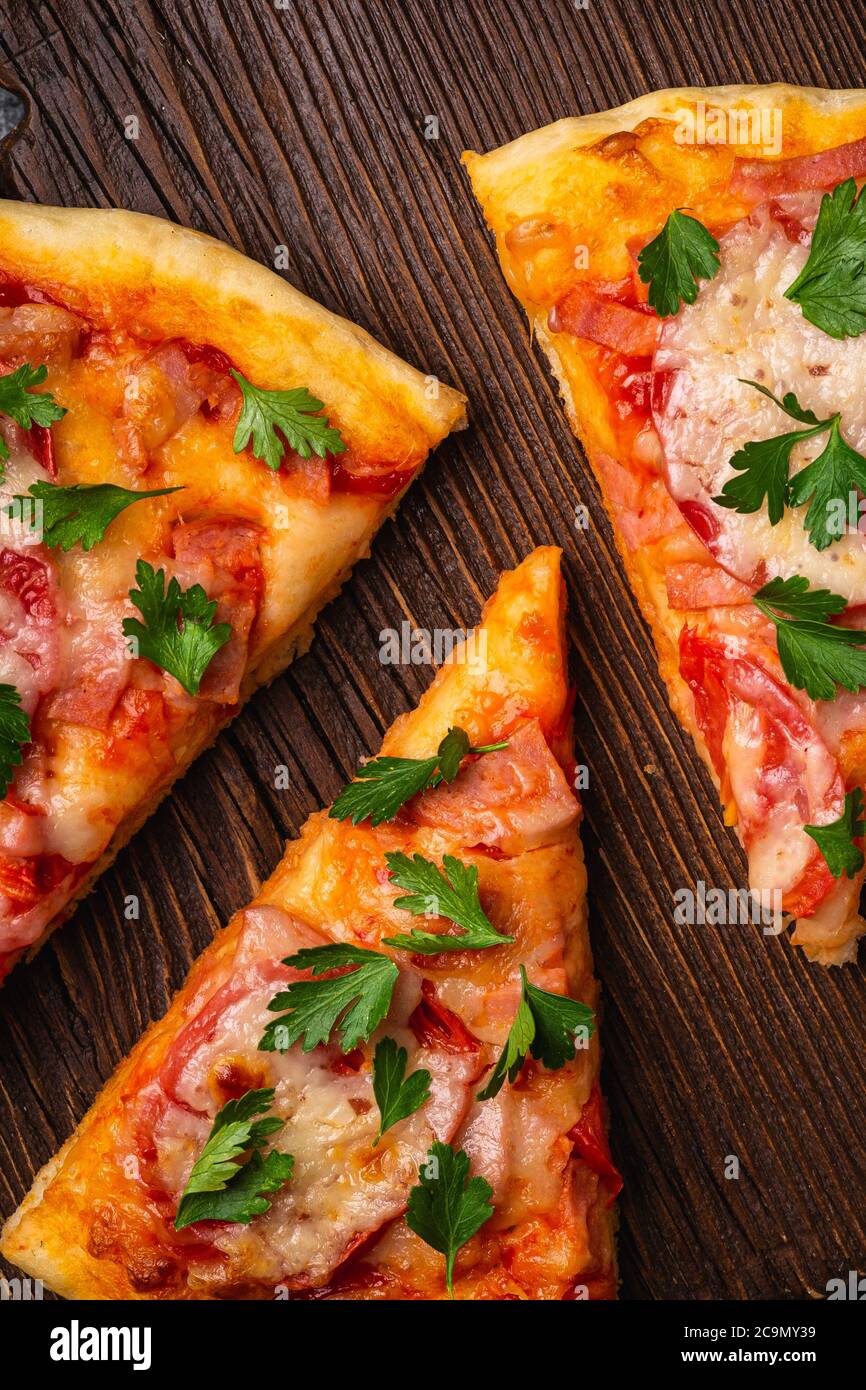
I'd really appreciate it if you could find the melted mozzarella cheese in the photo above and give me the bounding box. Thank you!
[655,196,866,601]
[145,908,479,1290]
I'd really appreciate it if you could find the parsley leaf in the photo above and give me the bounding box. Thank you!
[9,482,181,553]
[753,575,866,701]
[259,943,398,1054]
[737,379,822,426]
[381,851,514,953]
[785,178,866,338]
[329,727,508,827]
[122,559,232,696]
[405,1141,494,1296]
[636,210,721,317]
[372,1036,431,1144]
[0,364,66,465]
[231,370,346,470]
[713,382,866,548]
[785,418,866,550]
[716,429,813,523]
[0,684,30,799]
[477,965,595,1101]
[714,384,830,524]
[174,1087,293,1230]
[804,788,866,879]
[750,574,846,623]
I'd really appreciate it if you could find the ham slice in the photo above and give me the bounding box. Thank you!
[46,614,131,729]
[171,517,264,704]
[131,905,481,1292]
[665,562,754,611]
[550,283,660,357]
[407,719,578,854]
[116,341,228,468]
[0,549,63,714]
[0,303,83,369]
[679,628,849,921]
[731,135,866,199]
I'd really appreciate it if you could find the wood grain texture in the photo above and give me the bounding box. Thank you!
[0,0,864,1301]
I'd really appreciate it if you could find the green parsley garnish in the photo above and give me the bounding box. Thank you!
[231,370,346,470]
[753,574,866,701]
[122,559,232,696]
[173,1088,294,1230]
[0,684,30,799]
[405,1141,494,1297]
[715,381,866,548]
[477,965,595,1101]
[330,727,508,827]
[804,788,866,879]
[371,1036,431,1145]
[381,851,514,953]
[259,943,398,1054]
[636,209,721,317]
[784,178,866,338]
[0,363,65,466]
[8,481,181,552]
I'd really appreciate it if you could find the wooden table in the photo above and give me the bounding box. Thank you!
[0,0,863,1301]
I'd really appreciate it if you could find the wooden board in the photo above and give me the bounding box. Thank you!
[0,0,864,1301]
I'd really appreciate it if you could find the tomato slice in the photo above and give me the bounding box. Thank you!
[679,629,845,916]
[568,1084,622,1203]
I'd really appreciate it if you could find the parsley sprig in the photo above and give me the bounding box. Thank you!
[804,788,866,879]
[0,364,65,466]
[372,1036,431,1144]
[8,481,181,552]
[330,727,508,827]
[477,966,595,1101]
[381,851,514,953]
[406,1141,494,1297]
[637,210,721,317]
[0,684,30,799]
[259,943,398,1054]
[122,560,232,696]
[753,575,866,701]
[785,178,866,338]
[174,1088,294,1230]
[231,370,346,470]
[715,381,866,548]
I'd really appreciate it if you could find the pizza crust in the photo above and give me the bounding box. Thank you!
[0,200,466,458]
[466,83,866,188]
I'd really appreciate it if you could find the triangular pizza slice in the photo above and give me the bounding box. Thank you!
[0,547,619,1300]
[466,84,866,964]
[0,201,464,980]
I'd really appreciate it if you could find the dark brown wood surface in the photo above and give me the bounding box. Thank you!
[0,0,864,1302]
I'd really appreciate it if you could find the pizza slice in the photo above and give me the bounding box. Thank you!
[0,546,619,1301]
[0,200,464,981]
[466,84,866,965]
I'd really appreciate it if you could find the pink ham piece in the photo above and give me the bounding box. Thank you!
[679,628,851,926]
[0,549,63,715]
[0,303,83,369]
[665,562,754,611]
[116,341,229,469]
[407,719,578,855]
[46,615,131,729]
[170,517,264,704]
[731,135,866,200]
[130,905,481,1292]
[549,283,660,357]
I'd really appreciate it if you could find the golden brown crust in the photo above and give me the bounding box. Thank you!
[0,201,466,457]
